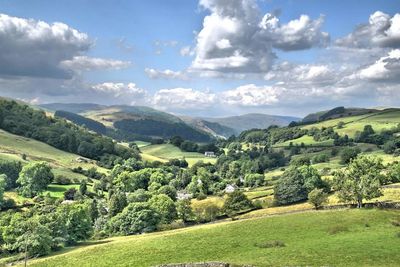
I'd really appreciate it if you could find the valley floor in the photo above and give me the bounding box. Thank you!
[20,208,400,267]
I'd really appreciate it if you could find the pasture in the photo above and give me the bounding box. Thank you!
[25,209,400,267]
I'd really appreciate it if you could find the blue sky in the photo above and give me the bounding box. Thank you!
[0,0,399,117]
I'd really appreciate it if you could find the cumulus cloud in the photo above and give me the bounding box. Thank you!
[153,88,216,109]
[357,49,400,82]
[221,84,283,106]
[0,13,91,78]
[144,68,188,80]
[61,56,131,72]
[336,11,400,48]
[91,82,147,104]
[0,13,130,79]
[265,62,336,85]
[190,0,329,74]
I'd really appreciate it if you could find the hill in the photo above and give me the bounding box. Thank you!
[180,117,236,138]
[202,113,300,135]
[24,209,400,267]
[54,110,107,134]
[302,106,378,123]
[140,143,217,166]
[41,103,213,142]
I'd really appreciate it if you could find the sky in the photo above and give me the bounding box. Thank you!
[0,0,399,117]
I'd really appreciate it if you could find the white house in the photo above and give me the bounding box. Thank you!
[204,151,215,157]
[225,184,237,193]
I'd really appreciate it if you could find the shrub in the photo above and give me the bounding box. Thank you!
[54,175,72,185]
[254,240,285,248]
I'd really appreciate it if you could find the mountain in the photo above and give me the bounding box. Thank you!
[40,103,213,142]
[200,113,301,135]
[302,106,378,123]
[180,116,236,138]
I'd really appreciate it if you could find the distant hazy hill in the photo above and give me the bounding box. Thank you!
[180,117,236,138]
[41,103,213,142]
[302,106,378,123]
[201,113,300,135]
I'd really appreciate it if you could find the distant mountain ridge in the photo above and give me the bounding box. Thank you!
[302,107,379,123]
[200,113,301,135]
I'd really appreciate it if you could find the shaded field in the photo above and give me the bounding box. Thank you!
[26,209,400,267]
[141,144,217,166]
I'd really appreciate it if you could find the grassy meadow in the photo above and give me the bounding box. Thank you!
[24,209,400,267]
[140,144,217,166]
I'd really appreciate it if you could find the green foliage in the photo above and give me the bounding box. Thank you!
[109,202,161,235]
[0,174,5,208]
[334,155,384,207]
[340,147,361,164]
[244,173,265,188]
[223,191,253,217]
[386,162,400,184]
[274,165,327,206]
[0,99,138,162]
[176,199,194,222]
[108,191,128,217]
[308,188,328,210]
[149,194,177,224]
[17,161,54,197]
[0,160,22,190]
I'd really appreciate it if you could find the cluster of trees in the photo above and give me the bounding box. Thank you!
[169,136,221,154]
[114,119,212,143]
[0,100,138,166]
[54,110,107,134]
[0,201,93,257]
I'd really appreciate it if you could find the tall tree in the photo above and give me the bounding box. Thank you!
[333,155,384,208]
[17,162,54,197]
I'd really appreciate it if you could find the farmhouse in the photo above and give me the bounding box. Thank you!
[204,151,215,157]
[225,184,237,193]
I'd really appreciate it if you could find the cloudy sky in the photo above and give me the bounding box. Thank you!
[0,0,399,117]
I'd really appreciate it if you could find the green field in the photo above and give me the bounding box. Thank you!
[274,135,334,147]
[302,109,400,138]
[140,144,217,166]
[25,209,400,267]
[0,129,108,179]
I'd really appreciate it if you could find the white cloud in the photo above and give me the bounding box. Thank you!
[91,82,147,104]
[221,84,283,106]
[180,46,194,56]
[61,56,131,72]
[336,11,400,48]
[144,68,188,80]
[357,49,400,82]
[0,13,91,78]
[153,88,216,109]
[190,0,329,74]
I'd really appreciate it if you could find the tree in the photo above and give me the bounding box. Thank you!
[149,194,177,224]
[0,160,22,190]
[0,174,5,208]
[333,155,384,208]
[57,203,93,244]
[108,190,128,216]
[340,147,361,164]
[64,188,77,200]
[176,199,194,222]
[244,173,264,188]
[79,179,88,195]
[383,140,398,154]
[386,162,400,184]
[17,162,54,197]
[223,191,253,218]
[308,188,328,210]
[274,165,327,206]
[109,203,160,235]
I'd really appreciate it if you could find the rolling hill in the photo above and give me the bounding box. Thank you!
[202,113,300,135]
[23,209,400,267]
[302,106,378,123]
[41,103,214,142]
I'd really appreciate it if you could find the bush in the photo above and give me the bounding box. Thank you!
[54,175,72,185]
[193,204,221,223]
[254,240,285,248]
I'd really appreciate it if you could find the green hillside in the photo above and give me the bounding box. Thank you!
[0,129,107,179]
[25,209,400,267]
[141,144,217,166]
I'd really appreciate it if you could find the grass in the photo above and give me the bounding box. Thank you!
[45,184,80,198]
[274,135,334,147]
[140,144,217,166]
[0,129,108,180]
[24,209,400,267]
[302,109,400,138]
